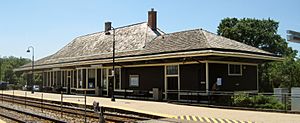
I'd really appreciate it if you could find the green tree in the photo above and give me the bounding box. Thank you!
[217,18,298,91]
[0,56,30,85]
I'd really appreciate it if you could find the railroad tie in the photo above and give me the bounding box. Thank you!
[173,115,255,123]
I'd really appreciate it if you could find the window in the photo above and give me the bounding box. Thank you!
[108,69,113,76]
[228,64,242,76]
[77,69,82,88]
[129,75,139,87]
[166,65,178,75]
[88,69,95,88]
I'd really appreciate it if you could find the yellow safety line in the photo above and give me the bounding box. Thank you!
[231,120,239,123]
[224,118,233,123]
[180,115,185,120]
[216,118,226,123]
[199,117,205,122]
[204,117,212,123]
[211,117,219,123]
[191,116,198,121]
[172,115,254,123]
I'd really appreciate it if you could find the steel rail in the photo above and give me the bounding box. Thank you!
[1,94,153,122]
[0,104,66,123]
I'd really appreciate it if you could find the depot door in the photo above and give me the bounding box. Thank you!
[165,65,180,100]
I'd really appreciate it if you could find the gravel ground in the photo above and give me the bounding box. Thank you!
[0,96,149,123]
[0,116,16,123]
[0,106,53,123]
[0,101,99,123]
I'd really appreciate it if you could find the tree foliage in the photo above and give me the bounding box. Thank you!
[217,18,294,56]
[217,18,298,91]
[0,56,30,85]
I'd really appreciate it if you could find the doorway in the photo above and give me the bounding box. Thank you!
[165,65,180,100]
[167,77,179,100]
[67,70,72,94]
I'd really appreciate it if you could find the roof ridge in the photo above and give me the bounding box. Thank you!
[161,28,202,36]
[199,29,213,49]
[76,22,147,38]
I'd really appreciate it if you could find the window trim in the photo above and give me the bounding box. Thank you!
[228,64,242,76]
[166,65,179,76]
[129,75,139,87]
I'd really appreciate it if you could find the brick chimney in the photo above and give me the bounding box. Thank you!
[148,8,157,30]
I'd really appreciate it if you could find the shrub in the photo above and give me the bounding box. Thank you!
[232,93,285,110]
[232,93,252,107]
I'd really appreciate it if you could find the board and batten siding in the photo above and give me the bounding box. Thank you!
[121,66,164,91]
[209,63,257,91]
[179,64,206,91]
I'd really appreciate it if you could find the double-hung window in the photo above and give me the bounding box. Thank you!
[228,64,242,76]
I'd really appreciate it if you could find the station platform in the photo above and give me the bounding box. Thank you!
[0,119,6,123]
[2,90,300,123]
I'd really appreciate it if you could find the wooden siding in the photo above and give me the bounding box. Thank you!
[121,66,164,91]
[179,64,206,91]
[209,63,257,91]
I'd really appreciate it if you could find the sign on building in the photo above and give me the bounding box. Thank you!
[287,30,300,43]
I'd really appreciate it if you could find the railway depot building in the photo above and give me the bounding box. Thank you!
[16,9,281,101]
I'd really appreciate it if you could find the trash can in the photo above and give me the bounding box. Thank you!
[153,88,162,101]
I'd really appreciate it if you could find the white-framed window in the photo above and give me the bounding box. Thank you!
[108,68,114,76]
[129,75,139,87]
[228,64,242,76]
[166,65,179,75]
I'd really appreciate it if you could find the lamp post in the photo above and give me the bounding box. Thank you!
[27,46,34,94]
[104,22,116,102]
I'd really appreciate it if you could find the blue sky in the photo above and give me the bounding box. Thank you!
[0,0,299,59]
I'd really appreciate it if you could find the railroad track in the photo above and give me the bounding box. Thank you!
[0,93,161,122]
[0,104,66,123]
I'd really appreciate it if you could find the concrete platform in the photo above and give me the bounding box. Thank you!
[0,119,6,123]
[2,90,300,123]
[138,118,207,123]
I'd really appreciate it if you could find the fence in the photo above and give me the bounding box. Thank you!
[166,90,298,112]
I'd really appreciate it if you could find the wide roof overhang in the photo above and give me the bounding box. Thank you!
[14,48,282,72]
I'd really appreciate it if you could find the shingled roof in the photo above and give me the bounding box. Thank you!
[31,22,162,66]
[144,28,273,55]
[16,23,281,71]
